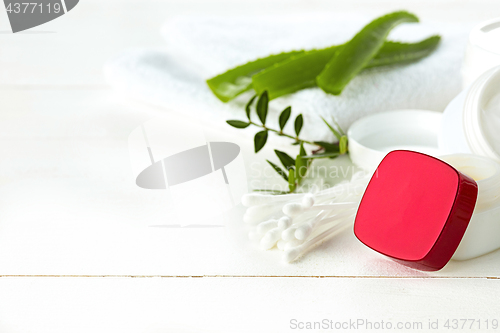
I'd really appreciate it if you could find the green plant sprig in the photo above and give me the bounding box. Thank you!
[227,91,343,152]
[227,91,348,193]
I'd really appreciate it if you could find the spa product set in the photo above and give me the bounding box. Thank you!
[206,12,500,271]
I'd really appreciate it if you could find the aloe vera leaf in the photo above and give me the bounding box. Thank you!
[252,45,342,99]
[206,50,304,102]
[316,11,419,95]
[365,35,441,68]
[252,36,438,99]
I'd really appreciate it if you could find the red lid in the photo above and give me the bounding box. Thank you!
[354,150,478,271]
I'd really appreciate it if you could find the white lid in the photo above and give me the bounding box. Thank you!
[347,110,442,171]
[462,66,500,162]
[463,17,500,87]
[469,18,500,56]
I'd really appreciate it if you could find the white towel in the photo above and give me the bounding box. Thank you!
[104,14,473,143]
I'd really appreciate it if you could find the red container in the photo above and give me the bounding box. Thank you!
[354,150,478,271]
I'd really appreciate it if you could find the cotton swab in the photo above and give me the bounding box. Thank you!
[259,217,293,249]
[277,239,287,250]
[283,216,353,263]
[281,196,355,241]
[254,215,291,236]
[295,210,356,240]
[291,210,329,240]
[252,216,291,245]
[283,238,305,251]
[301,194,315,208]
[243,195,310,224]
[261,226,285,249]
[256,219,278,236]
[283,202,357,217]
[282,225,299,241]
[241,192,306,207]
[277,216,292,229]
[260,228,282,249]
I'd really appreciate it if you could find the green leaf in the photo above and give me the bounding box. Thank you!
[245,95,257,120]
[206,50,303,102]
[299,142,306,156]
[321,116,342,141]
[295,155,308,185]
[252,45,343,99]
[267,160,288,181]
[251,36,439,100]
[288,169,296,193]
[226,120,250,129]
[317,11,419,95]
[366,35,441,69]
[314,141,339,153]
[339,135,348,154]
[274,150,296,170]
[256,91,269,125]
[253,189,290,195]
[330,116,346,136]
[304,152,340,159]
[254,130,268,153]
[294,114,303,136]
[279,106,291,131]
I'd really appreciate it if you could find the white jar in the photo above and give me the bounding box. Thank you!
[439,154,500,260]
[440,66,500,162]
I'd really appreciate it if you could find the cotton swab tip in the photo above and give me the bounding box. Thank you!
[278,216,292,229]
[260,228,281,250]
[283,203,304,217]
[283,247,302,263]
[256,219,278,236]
[282,226,298,241]
[295,224,312,240]
[301,194,315,208]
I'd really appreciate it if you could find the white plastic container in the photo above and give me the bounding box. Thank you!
[348,110,442,171]
[440,154,500,260]
[348,66,500,260]
[440,66,500,162]
[463,17,500,87]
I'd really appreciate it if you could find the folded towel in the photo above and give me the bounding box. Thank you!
[104,14,473,143]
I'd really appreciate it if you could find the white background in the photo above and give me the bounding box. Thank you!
[1,0,500,332]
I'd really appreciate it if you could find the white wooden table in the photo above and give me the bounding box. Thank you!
[1,1,500,332]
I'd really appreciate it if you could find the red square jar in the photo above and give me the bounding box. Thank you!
[354,150,478,271]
